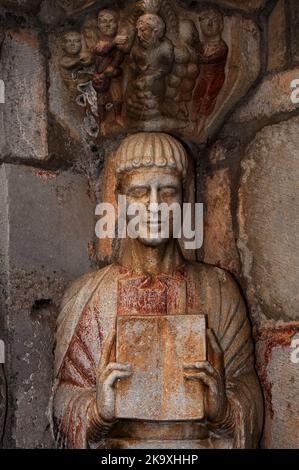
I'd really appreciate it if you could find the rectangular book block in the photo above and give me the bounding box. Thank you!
[115,314,206,421]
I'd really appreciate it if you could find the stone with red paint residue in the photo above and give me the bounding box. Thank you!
[256,325,299,449]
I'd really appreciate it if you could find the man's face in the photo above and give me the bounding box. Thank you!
[98,12,118,37]
[63,32,82,55]
[119,167,183,247]
[199,13,222,38]
[137,19,158,47]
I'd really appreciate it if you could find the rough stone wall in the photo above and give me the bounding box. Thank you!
[0,0,298,449]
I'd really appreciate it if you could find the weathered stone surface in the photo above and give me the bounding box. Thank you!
[0,30,48,161]
[116,315,206,421]
[256,324,299,449]
[0,364,6,445]
[205,17,260,141]
[232,69,299,124]
[267,0,287,71]
[0,164,95,448]
[54,0,268,14]
[289,1,299,64]
[0,1,42,13]
[238,117,299,322]
[215,0,267,11]
[203,161,240,275]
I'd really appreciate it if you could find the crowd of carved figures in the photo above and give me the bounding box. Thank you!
[59,0,228,137]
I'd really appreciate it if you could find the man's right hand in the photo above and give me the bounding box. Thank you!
[96,330,132,423]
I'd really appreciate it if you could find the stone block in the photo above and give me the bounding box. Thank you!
[116,315,206,422]
[0,1,42,13]
[0,364,6,445]
[232,69,299,124]
[205,17,260,141]
[256,324,299,448]
[0,164,95,448]
[203,160,240,275]
[238,117,299,322]
[215,0,267,11]
[0,29,48,161]
[267,0,287,71]
[289,1,299,64]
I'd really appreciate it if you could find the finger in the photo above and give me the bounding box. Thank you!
[98,329,116,376]
[105,363,132,371]
[100,362,132,382]
[183,361,206,369]
[183,361,217,377]
[105,370,132,388]
[184,372,215,388]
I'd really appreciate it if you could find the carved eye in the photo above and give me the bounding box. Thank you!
[128,187,148,198]
[160,187,178,197]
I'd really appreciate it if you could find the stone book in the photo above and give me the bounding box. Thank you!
[115,314,206,421]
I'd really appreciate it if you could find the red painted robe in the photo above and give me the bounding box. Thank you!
[191,39,228,118]
[51,262,263,449]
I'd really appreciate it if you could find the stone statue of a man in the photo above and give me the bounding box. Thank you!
[51,132,263,449]
[126,14,174,121]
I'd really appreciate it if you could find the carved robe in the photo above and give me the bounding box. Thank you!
[92,40,124,105]
[191,39,228,118]
[51,262,263,449]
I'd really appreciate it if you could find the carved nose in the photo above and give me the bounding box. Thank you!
[149,188,159,206]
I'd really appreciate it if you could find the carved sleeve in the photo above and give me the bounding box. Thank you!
[52,291,113,448]
[208,269,264,448]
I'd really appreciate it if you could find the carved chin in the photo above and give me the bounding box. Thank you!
[137,235,170,247]
[100,28,115,37]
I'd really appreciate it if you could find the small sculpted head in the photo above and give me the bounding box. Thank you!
[137,0,160,14]
[137,13,165,47]
[198,9,224,38]
[62,31,82,56]
[98,9,119,37]
[115,133,189,247]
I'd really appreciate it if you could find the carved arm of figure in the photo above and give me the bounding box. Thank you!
[184,271,264,448]
[94,42,124,78]
[52,274,132,449]
[79,35,95,67]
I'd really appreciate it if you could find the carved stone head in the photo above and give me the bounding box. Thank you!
[115,133,189,247]
[198,9,224,38]
[137,13,166,47]
[98,9,119,38]
[137,0,160,14]
[62,31,82,56]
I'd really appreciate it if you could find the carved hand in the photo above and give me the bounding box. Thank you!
[105,66,116,77]
[96,329,132,423]
[184,329,228,423]
[115,35,129,47]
